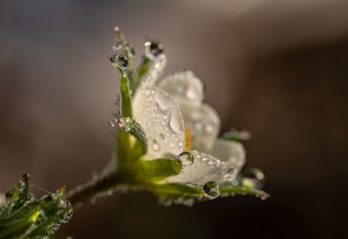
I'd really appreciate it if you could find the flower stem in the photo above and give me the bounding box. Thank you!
[66,173,124,208]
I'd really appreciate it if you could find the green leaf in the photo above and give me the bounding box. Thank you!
[128,119,148,159]
[112,117,147,166]
[222,129,251,142]
[120,72,133,118]
[148,183,203,198]
[131,56,151,93]
[137,158,182,182]
[219,182,269,200]
[0,175,73,239]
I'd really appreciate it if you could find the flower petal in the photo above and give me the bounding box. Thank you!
[157,71,204,107]
[141,54,167,88]
[181,103,220,153]
[211,139,246,170]
[133,87,185,159]
[166,150,237,185]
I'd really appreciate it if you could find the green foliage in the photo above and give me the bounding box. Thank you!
[137,158,182,182]
[222,129,251,142]
[0,175,72,239]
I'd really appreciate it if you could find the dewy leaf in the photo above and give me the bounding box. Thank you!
[112,26,136,79]
[148,183,203,198]
[0,176,73,239]
[120,72,133,118]
[137,158,182,182]
[219,181,269,200]
[111,117,148,160]
[222,129,252,142]
[132,56,151,93]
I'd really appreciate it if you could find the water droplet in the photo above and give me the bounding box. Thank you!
[169,110,183,134]
[112,40,122,51]
[205,124,214,133]
[223,167,237,180]
[241,168,265,189]
[178,151,194,167]
[203,181,220,199]
[186,88,197,100]
[159,132,165,140]
[152,139,160,151]
[117,55,128,68]
[156,97,169,112]
[110,54,128,68]
[194,122,203,131]
[144,40,164,59]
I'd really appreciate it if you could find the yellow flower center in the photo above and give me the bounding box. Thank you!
[185,127,192,150]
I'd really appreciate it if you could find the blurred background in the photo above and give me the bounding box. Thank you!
[0,0,347,238]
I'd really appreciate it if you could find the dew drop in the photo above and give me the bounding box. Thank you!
[152,139,160,152]
[223,167,237,180]
[178,151,194,167]
[186,88,197,100]
[169,110,183,134]
[144,40,164,59]
[112,40,122,51]
[241,168,265,189]
[203,181,220,199]
[156,96,169,112]
[194,122,203,131]
[117,55,128,68]
[159,132,165,140]
[205,124,214,133]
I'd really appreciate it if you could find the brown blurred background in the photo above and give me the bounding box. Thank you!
[0,0,347,238]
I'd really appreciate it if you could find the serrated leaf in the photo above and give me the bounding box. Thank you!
[0,176,73,239]
[219,182,269,200]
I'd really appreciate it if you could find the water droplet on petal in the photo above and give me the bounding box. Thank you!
[241,168,265,189]
[203,181,220,199]
[144,40,164,59]
[178,151,194,167]
[159,132,165,140]
[152,139,160,151]
[156,97,170,112]
[169,110,184,135]
[223,167,237,180]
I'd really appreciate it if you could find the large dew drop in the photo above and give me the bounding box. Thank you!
[178,151,194,167]
[241,168,265,189]
[203,181,220,199]
[169,110,184,135]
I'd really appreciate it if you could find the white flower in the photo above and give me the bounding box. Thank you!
[132,55,245,186]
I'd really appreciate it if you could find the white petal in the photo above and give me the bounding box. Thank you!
[133,87,185,159]
[157,71,204,107]
[141,54,167,88]
[166,150,237,185]
[211,139,246,170]
[181,103,220,153]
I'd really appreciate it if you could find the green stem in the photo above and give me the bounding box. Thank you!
[66,173,124,208]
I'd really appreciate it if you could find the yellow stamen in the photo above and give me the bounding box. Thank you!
[185,127,192,150]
